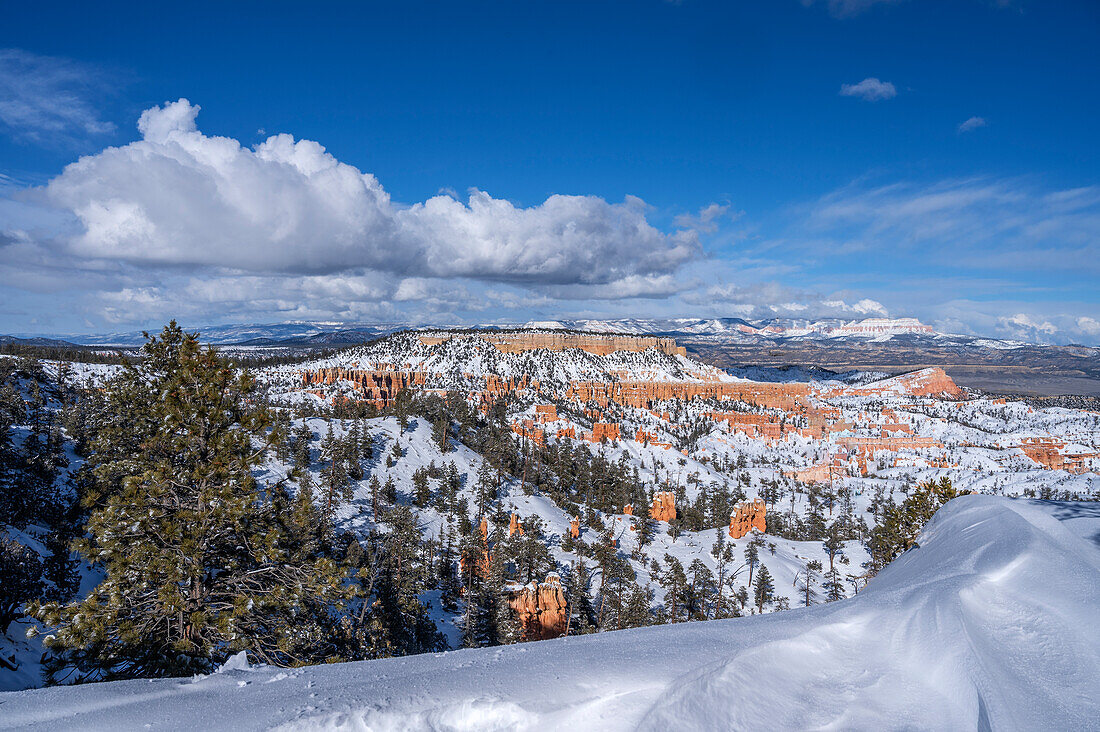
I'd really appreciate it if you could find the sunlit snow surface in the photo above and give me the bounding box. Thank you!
[3,495,1097,731]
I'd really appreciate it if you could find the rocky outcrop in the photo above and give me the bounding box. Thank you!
[835,436,943,454]
[651,491,676,522]
[418,331,686,357]
[844,368,963,399]
[569,381,810,410]
[569,516,580,538]
[300,368,427,408]
[1016,437,1100,474]
[507,573,569,640]
[508,512,524,537]
[635,428,672,449]
[588,422,621,442]
[728,499,766,539]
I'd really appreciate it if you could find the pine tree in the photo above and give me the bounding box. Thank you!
[366,506,446,656]
[292,423,313,472]
[412,468,431,508]
[869,477,956,571]
[711,532,734,619]
[487,548,521,645]
[31,324,357,681]
[753,564,774,614]
[564,560,596,634]
[620,582,653,629]
[358,421,374,461]
[658,554,688,623]
[1,537,41,633]
[796,560,822,607]
[319,423,352,523]
[822,527,845,574]
[687,559,716,620]
[438,528,461,613]
[369,476,382,520]
[744,539,760,587]
[822,565,846,602]
[476,460,498,514]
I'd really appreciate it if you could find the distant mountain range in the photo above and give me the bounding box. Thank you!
[2,316,1096,353]
[4,317,1100,395]
[0,316,1014,348]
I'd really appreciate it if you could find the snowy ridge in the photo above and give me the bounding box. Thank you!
[3,496,1096,730]
[524,317,947,342]
[269,331,738,387]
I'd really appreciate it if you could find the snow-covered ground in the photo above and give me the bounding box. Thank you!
[3,495,1096,731]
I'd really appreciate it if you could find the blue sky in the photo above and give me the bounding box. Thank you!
[1,0,1098,343]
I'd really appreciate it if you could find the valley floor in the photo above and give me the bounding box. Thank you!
[3,495,1097,731]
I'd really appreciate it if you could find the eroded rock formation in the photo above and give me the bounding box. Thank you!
[842,367,963,399]
[651,491,676,522]
[569,381,810,411]
[728,499,766,539]
[507,573,569,640]
[300,368,427,408]
[508,512,524,537]
[588,422,621,442]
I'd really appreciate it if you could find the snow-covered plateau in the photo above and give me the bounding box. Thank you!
[2,495,1096,731]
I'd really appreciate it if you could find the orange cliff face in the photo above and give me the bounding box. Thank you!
[534,404,558,422]
[568,381,810,411]
[508,573,569,640]
[588,422,621,442]
[651,491,676,522]
[729,499,766,539]
[841,368,963,399]
[418,331,687,358]
[1017,438,1100,474]
[299,368,427,408]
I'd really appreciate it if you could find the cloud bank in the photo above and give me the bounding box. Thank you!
[39,99,697,287]
[2,101,1097,346]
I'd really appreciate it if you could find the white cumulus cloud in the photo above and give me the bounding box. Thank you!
[957,116,987,133]
[839,77,897,101]
[38,99,699,287]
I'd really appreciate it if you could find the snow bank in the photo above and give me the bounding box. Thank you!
[2,496,1097,730]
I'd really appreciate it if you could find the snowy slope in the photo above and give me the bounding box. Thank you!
[3,495,1096,731]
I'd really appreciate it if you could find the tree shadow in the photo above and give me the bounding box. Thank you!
[1033,500,1100,548]
[1038,500,1100,522]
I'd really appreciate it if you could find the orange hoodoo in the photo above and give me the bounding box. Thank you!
[728,499,766,539]
[507,573,570,640]
[590,422,621,442]
[569,516,580,538]
[623,504,634,516]
[508,512,524,538]
[651,491,676,522]
[534,404,558,422]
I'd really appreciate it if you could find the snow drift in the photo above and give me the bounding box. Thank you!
[2,495,1098,731]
